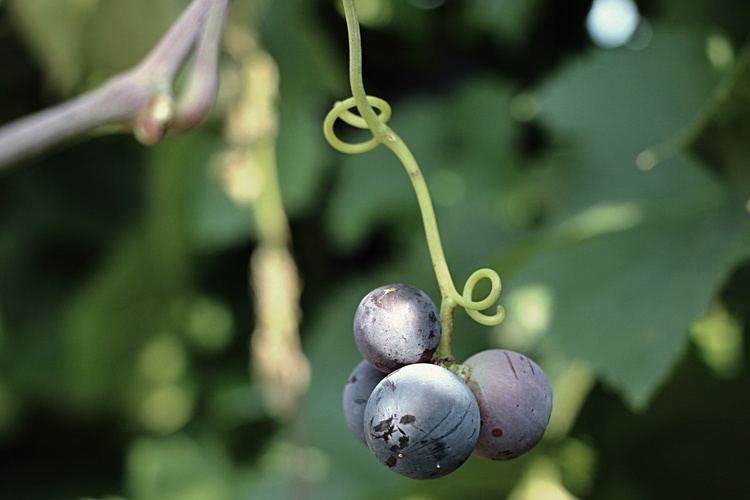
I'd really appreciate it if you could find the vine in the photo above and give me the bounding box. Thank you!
[323,0,505,371]
[0,0,229,169]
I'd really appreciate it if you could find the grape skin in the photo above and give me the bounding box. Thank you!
[343,359,387,444]
[353,284,441,373]
[363,363,480,479]
[464,349,553,460]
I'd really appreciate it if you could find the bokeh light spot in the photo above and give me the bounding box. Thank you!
[138,333,187,384]
[495,285,554,352]
[691,305,743,378]
[586,0,640,48]
[337,0,393,28]
[139,385,194,435]
[706,32,734,70]
[510,93,539,122]
[185,296,234,351]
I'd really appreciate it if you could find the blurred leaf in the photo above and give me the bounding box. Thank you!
[0,135,145,406]
[7,0,95,92]
[687,42,750,199]
[261,0,346,216]
[326,138,414,250]
[82,0,185,83]
[127,434,235,500]
[535,30,723,219]
[276,98,336,215]
[326,77,525,259]
[503,28,750,407]
[503,198,749,408]
[187,159,255,252]
[62,234,181,410]
[574,341,750,499]
[8,0,185,93]
[660,0,750,47]
[62,133,218,412]
[463,0,544,47]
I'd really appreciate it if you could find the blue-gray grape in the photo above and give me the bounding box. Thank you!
[363,363,480,479]
[343,359,387,444]
[353,284,440,373]
[464,349,552,460]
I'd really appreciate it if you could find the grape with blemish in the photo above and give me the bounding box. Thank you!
[363,363,480,479]
[353,284,441,373]
[464,349,552,460]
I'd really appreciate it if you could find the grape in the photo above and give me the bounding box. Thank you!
[463,349,553,460]
[353,284,441,373]
[343,359,387,444]
[363,363,480,479]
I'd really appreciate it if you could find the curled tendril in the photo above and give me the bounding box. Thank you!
[323,96,392,154]
[330,0,506,372]
[455,268,505,326]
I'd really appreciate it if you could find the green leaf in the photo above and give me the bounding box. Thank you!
[503,28,750,407]
[463,0,543,47]
[535,30,723,219]
[62,134,214,411]
[7,0,95,92]
[503,196,749,408]
[82,0,185,82]
[686,41,750,199]
[8,0,185,92]
[261,0,346,216]
[187,158,255,252]
[127,434,235,500]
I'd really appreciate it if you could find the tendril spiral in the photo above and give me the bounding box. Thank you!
[323,96,392,154]
[324,94,505,330]
[328,0,506,370]
[456,268,505,326]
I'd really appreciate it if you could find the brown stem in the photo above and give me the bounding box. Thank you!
[172,0,230,133]
[0,0,230,170]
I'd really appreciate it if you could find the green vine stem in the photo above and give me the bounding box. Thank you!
[324,0,505,372]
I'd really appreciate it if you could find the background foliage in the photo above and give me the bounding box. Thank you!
[1,0,749,498]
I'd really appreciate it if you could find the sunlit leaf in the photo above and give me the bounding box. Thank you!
[503,197,749,408]
[505,28,750,407]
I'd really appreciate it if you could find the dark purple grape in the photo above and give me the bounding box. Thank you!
[363,363,480,479]
[343,359,387,444]
[353,284,441,373]
[463,349,552,460]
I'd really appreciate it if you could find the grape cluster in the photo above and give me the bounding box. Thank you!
[342,283,553,480]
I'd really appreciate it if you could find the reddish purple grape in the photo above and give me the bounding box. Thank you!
[464,349,552,460]
[353,284,441,373]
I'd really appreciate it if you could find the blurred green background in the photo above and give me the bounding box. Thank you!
[1,0,750,498]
